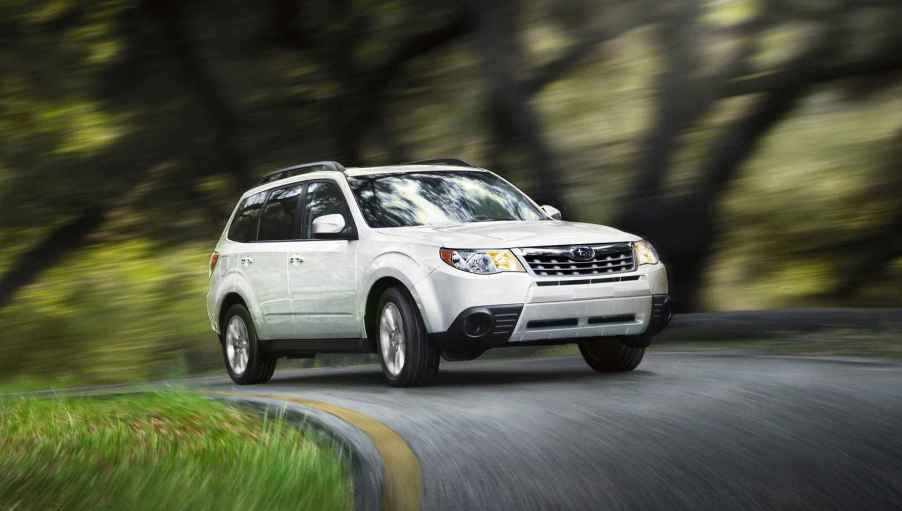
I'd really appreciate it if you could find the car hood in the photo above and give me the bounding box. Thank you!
[374,221,640,249]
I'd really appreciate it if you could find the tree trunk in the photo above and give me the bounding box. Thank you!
[625,1,701,207]
[621,28,839,311]
[654,65,817,310]
[468,0,567,209]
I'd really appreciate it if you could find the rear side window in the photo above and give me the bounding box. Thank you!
[259,184,303,241]
[227,192,266,242]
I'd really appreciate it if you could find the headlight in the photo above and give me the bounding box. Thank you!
[633,240,660,266]
[439,248,525,274]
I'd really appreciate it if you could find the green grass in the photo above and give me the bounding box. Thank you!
[0,392,351,511]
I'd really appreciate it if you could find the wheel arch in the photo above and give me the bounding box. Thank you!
[360,249,442,335]
[364,276,422,352]
[218,292,249,342]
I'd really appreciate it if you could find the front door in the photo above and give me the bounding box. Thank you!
[288,180,359,339]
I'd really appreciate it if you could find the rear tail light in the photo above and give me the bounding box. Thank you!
[209,252,220,276]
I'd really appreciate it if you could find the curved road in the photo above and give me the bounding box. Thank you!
[201,352,902,510]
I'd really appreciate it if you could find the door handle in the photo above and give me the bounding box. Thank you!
[240,256,254,266]
[288,255,304,265]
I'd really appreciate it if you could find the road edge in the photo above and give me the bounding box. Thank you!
[215,395,384,511]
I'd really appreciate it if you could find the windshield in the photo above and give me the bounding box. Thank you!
[348,171,545,228]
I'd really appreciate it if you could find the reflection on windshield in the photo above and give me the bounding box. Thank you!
[349,172,544,228]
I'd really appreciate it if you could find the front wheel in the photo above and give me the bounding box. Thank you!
[578,337,645,373]
[376,287,440,387]
[222,304,277,385]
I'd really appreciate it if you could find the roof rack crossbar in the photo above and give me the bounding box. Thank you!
[405,158,473,167]
[257,161,346,185]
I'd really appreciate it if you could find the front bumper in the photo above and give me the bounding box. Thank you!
[430,293,672,353]
[417,261,669,333]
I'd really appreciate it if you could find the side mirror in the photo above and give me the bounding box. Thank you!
[541,205,562,220]
[312,214,347,236]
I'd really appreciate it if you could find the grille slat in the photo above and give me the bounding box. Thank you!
[522,243,635,276]
[488,306,523,338]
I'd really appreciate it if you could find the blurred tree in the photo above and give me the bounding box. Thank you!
[615,0,902,310]
[0,0,253,308]
[2,0,902,324]
[266,0,471,163]
[822,127,902,299]
[466,0,641,208]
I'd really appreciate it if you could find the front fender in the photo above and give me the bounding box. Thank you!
[360,251,443,334]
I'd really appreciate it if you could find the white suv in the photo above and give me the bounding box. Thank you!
[207,159,671,386]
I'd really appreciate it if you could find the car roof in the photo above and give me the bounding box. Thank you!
[241,164,485,198]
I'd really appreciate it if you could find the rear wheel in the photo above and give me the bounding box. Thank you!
[376,287,440,387]
[222,304,277,385]
[578,337,645,373]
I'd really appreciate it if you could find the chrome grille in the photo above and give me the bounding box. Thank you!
[520,243,635,277]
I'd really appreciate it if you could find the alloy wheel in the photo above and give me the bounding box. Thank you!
[379,302,406,376]
[225,315,250,375]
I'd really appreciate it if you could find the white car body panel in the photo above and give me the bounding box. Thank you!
[288,239,359,338]
[244,241,293,339]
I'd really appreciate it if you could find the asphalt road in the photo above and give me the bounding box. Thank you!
[198,352,902,511]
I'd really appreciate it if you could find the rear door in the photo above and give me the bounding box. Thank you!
[288,179,360,339]
[252,183,305,339]
[222,191,285,338]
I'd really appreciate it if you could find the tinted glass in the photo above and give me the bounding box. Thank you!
[348,171,544,228]
[304,181,352,237]
[259,185,303,241]
[227,192,266,242]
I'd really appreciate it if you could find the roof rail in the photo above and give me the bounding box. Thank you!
[405,158,474,167]
[257,161,345,185]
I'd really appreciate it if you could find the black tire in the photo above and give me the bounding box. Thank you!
[578,337,645,373]
[221,304,277,385]
[375,287,440,387]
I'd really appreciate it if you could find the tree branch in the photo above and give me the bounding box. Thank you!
[0,207,105,309]
[523,28,613,96]
[336,11,473,162]
[724,39,902,98]
[365,12,472,96]
[523,7,651,97]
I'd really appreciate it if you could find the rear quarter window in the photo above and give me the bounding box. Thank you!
[227,192,266,242]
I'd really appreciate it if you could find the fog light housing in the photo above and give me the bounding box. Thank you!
[463,310,494,338]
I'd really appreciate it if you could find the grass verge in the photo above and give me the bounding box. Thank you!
[0,391,351,511]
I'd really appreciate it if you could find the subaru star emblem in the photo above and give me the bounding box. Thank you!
[569,246,594,261]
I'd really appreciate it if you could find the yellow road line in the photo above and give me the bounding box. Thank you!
[247,394,422,511]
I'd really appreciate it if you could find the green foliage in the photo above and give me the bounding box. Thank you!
[707,85,902,309]
[0,391,351,511]
[0,240,218,383]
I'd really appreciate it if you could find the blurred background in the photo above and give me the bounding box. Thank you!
[1,0,900,384]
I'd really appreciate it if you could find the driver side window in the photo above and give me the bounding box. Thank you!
[303,181,353,238]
